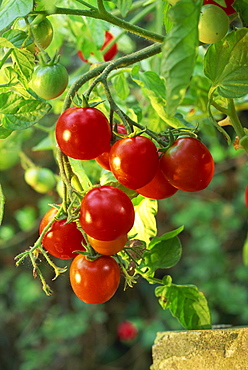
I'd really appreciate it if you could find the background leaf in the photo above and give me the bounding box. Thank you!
[161,0,202,115]
[0,0,33,31]
[155,281,212,329]
[0,184,4,225]
[204,28,248,98]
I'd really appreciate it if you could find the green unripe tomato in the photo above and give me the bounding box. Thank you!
[29,63,68,100]
[14,16,53,52]
[25,167,56,193]
[168,0,179,5]
[198,4,229,44]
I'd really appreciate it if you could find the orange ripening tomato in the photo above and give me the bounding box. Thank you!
[87,234,128,255]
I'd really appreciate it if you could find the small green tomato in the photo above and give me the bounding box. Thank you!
[198,4,229,44]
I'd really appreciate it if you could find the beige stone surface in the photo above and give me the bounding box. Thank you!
[151,327,248,370]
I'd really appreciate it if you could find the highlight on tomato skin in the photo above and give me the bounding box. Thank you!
[69,254,121,304]
[77,30,118,63]
[87,234,128,255]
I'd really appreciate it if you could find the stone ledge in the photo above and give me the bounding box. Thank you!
[151,327,248,370]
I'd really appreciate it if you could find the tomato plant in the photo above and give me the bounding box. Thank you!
[69,254,121,304]
[198,4,230,44]
[87,234,128,255]
[160,137,215,192]
[39,207,86,259]
[203,0,236,15]
[80,185,135,241]
[109,136,159,190]
[56,107,111,160]
[24,167,56,193]
[13,15,53,52]
[78,30,118,63]
[30,62,68,100]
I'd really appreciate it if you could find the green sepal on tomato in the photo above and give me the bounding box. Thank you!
[29,61,68,100]
[39,207,86,259]
[78,31,118,63]
[55,106,111,160]
[160,136,215,192]
[69,254,121,304]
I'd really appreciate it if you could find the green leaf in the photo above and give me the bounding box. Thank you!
[142,234,182,273]
[116,0,132,17]
[204,28,248,98]
[131,65,188,129]
[233,0,248,27]
[68,158,92,190]
[161,0,202,115]
[0,184,4,225]
[242,232,248,266]
[155,281,212,330]
[0,0,33,32]
[0,92,51,130]
[2,29,31,48]
[32,134,55,151]
[0,126,12,139]
[129,195,158,244]
[12,48,35,83]
[113,73,130,101]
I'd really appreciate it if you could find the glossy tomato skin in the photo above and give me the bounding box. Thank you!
[109,136,159,190]
[198,5,229,44]
[78,31,118,63]
[39,207,85,259]
[160,137,215,192]
[87,234,128,255]
[80,185,135,241]
[30,63,68,100]
[70,254,120,304]
[96,124,127,171]
[137,158,178,200]
[203,0,236,15]
[56,107,111,160]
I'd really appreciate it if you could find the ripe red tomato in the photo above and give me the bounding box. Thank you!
[245,186,248,208]
[78,31,118,63]
[117,320,138,342]
[137,158,178,199]
[69,254,120,304]
[160,137,215,192]
[79,185,135,241]
[55,107,111,160]
[96,124,127,171]
[203,0,236,15]
[39,207,85,259]
[87,234,128,255]
[109,136,159,190]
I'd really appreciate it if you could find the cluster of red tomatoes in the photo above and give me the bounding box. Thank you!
[38,106,215,304]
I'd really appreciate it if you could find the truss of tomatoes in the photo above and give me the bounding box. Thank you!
[48,106,215,304]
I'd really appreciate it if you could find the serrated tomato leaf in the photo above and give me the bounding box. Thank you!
[204,28,248,98]
[0,92,51,130]
[161,0,202,115]
[155,281,212,329]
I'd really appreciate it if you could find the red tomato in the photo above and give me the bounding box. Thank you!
[69,254,120,304]
[79,185,135,241]
[160,137,215,192]
[245,186,248,208]
[87,234,128,255]
[203,0,236,15]
[137,158,178,199]
[78,31,118,63]
[109,136,159,190]
[55,107,111,160]
[117,320,138,342]
[39,207,85,259]
[96,124,127,171]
